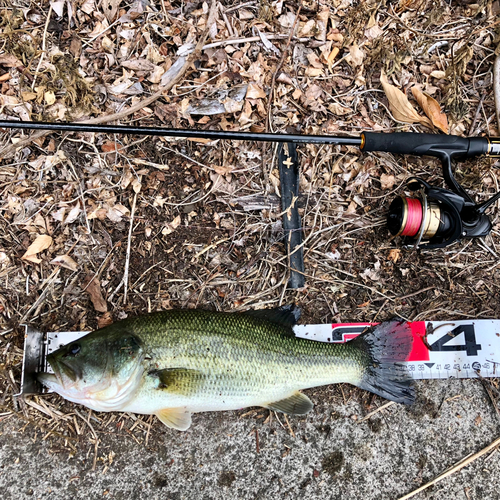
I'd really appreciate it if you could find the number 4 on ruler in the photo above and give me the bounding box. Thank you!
[430,325,482,356]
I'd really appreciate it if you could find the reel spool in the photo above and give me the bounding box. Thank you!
[387,178,495,249]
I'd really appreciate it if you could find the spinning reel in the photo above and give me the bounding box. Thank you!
[382,135,500,249]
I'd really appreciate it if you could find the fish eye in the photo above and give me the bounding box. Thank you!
[68,343,81,356]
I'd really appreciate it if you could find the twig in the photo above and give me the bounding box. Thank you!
[0,0,218,159]
[468,93,486,136]
[357,401,395,423]
[219,2,235,38]
[494,55,500,132]
[31,4,53,90]
[123,192,138,305]
[476,372,500,421]
[398,435,500,500]
[266,4,302,134]
[262,5,301,185]
[202,33,308,50]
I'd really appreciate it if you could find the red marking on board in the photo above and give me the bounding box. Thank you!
[330,321,430,362]
[408,321,429,362]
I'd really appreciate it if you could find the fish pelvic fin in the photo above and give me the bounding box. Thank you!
[265,391,313,415]
[156,408,192,431]
[150,368,204,396]
[351,320,415,405]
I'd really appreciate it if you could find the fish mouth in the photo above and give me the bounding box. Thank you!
[40,355,80,391]
[36,372,61,391]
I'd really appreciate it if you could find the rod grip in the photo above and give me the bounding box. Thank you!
[361,132,489,158]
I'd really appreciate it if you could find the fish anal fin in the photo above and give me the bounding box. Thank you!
[265,391,313,415]
[152,368,204,396]
[156,408,192,431]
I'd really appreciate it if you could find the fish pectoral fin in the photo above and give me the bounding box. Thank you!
[152,368,204,395]
[265,391,313,415]
[156,408,192,431]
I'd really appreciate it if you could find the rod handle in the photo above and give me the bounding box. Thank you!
[361,132,493,158]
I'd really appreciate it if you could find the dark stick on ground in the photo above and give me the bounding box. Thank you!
[278,142,305,289]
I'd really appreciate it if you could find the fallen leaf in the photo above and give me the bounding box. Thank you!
[430,70,446,79]
[50,255,78,271]
[388,249,401,263]
[214,165,234,175]
[83,276,108,313]
[102,0,121,21]
[121,59,155,72]
[380,173,395,190]
[246,83,266,99]
[44,91,56,106]
[346,44,365,67]
[380,71,432,127]
[101,141,124,153]
[21,91,37,101]
[328,102,351,116]
[106,204,130,222]
[0,53,23,67]
[97,311,114,329]
[21,235,53,264]
[162,215,181,236]
[357,300,370,308]
[411,87,449,134]
[50,0,65,17]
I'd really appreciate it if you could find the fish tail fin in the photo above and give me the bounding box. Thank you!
[350,320,415,405]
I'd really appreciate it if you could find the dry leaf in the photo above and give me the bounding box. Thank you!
[0,53,23,67]
[21,235,53,264]
[411,87,449,134]
[102,0,121,21]
[97,311,114,329]
[328,102,351,116]
[388,249,401,263]
[380,71,432,127]
[246,83,266,99]
[430,70,446,79]
[44,91,56,105]
[106,204,130,222]
[346,44,365,67]
[162,215,182,236]
[380,173,396,190]
[84,276,108,313]
[121,59,155,72]
[50,255,78,272]
[50,0,65,17]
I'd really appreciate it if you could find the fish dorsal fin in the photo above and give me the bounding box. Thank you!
[265,391,313,415]
[244,305,301,329]
[156,408,192,431]
[152,368,204,396]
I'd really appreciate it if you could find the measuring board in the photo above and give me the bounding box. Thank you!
[294,320,500,380]
[18,320,500,395]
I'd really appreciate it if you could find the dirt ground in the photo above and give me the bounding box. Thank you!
[1,0,500,499]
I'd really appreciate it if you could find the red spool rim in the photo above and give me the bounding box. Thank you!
[401,197,422,237]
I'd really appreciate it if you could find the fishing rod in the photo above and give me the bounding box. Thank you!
[1,120,500,250]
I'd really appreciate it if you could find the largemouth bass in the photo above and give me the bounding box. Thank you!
[38,306,414,430]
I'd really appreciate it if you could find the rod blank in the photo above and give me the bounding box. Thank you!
[0,120,363,147]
